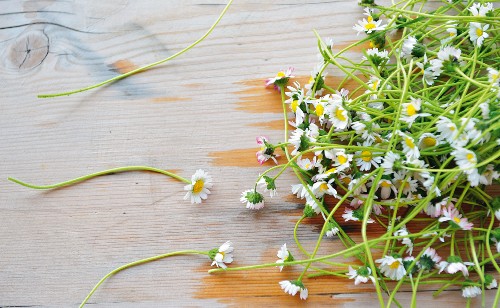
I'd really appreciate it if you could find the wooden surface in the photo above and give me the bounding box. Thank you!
[0,1,497,307]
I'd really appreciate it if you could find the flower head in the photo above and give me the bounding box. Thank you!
[418,248,442,271]
[376,255,406,280]
[347,265,375,285]
[256,136,278,165]
[353,9,387,35]
[209,241,234,269]
[184,169,213,204]
[468,2,493,17]
[438,204,473,230]
[276,244,294,271]
[240,189,265,210]
[266,67,294,88]
[279,280,308,300]
[462,284,481,298]
[438,255,473,276]
[401,97,430,128]
[469,22,489,47]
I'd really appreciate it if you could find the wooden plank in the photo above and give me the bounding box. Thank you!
[0,0,497,307]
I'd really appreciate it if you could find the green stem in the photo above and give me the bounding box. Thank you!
[8,165,190,190]
[80,250,208,307]
[38,0,234,98]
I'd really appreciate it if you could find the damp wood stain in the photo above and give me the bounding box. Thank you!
[248,119,292,131]
[110,59,139,74]
[152,97,190,103]
[209,148,287,167]
[194,248,366,305]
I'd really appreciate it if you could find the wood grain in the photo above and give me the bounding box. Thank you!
[0,1,497,307]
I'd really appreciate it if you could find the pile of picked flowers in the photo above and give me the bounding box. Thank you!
[232,0,500,306]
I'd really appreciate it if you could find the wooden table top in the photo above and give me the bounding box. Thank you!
[1,1,497,306]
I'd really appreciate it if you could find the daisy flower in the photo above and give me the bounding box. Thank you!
[363,48,389,67]
[441,23,457,44]
[451,147,478,175]
[438,256,473,276]
[418,133,439,149]
[325,222,340,238]
[381,151,402,175]
[209,241,234,269]
[487,67,500,87]
[398,131,420,160]
[183,169,213,204]
[378,178,397,199]
[485,274,498,290]
[436,116,459,143]
[305,64,327,96]
[327,101,350,129]
[439,204,473,230]
[279,280,308,300]
[437,45,461,62]
[240,189,265,210]
[353,9,387,35]
[394,225,414,255]
[342,207,374,223]
[291,183,312,200]
[297,157,315,171]
[266,67,294,88]
[257,176,277,197]
[347,266,375,285]
[355,141,382,171]
[332,149,353,171]
[468,2,493,17]
[418,248,442,271]
[392,171,418,196]
[479,164,499,185]
[256,136,278,165]
[462,285,482,298]
[276,244,294,271]
[289,123,319,155]
[312,180,338,198]
[376,255,406,280]
[401,97,431,128]
[469,22,489,47]
[400,36,425,59]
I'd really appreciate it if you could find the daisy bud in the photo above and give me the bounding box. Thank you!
[279,280,308,300]
[462,282,481,298]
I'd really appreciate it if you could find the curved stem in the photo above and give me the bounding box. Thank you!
[8,165,190,190]
[80,250,208,307]
[38,0,234,98]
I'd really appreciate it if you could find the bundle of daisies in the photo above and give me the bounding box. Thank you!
[234,0,500,305]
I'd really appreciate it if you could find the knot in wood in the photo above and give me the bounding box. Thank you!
[7,29,49,71]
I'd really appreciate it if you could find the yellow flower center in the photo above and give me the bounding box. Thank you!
[449,125,456,131]
[405,137,415,149]
[449,31,455,37]
[338,154,348,165]
[371,80,379,90]
[381,181,392,188]
[466,153,475,163]
[476,28,483,37]
[367,16,373,23]
[492,74,499,81]
[276,71,285,78]
[453,217,461,224]
[316,104,324,116]
[364,22,376,30]
[308,76,314,84]
[422,137,436,147]
[291,100,299,112]
[193,180,204,194]
[335,108,347,121]
[369,41,375,48]
[361,150,372,162]
[326,167,337,174]
[407,104,417,116]
[389,261,401,270]
[342,177,351,185]
[304,163,311,169]
[375,135,383,144]
[320,183,329,192]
